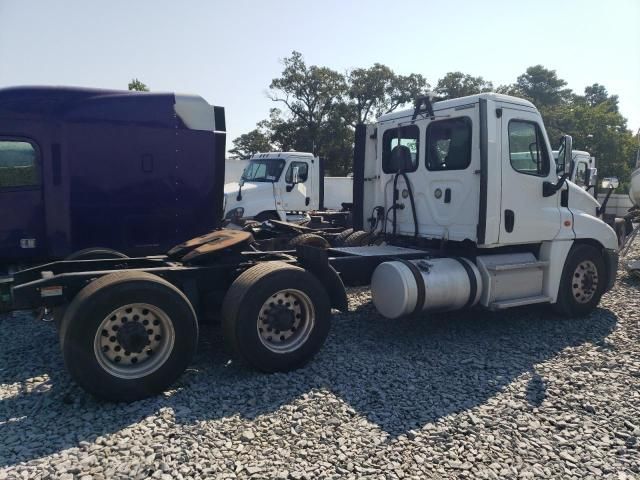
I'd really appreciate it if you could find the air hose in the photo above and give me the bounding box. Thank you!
[392,171,419,238]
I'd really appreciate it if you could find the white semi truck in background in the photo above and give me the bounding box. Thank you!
[10,92,620,401]
[553,149,633,247]
[223,152,352,222]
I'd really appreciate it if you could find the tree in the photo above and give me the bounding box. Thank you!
[229,129,272,159]
[435,72,493,100]
[515,65,571,107]
[584,83,619,112]
[346,64,429,125]
[268,51,347,155]
[128,78,149,92]
[560,100,635,186]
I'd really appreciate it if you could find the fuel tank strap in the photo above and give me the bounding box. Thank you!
[452,257,477,309]
[395,259,425,316]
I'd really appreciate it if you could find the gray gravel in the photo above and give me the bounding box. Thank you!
[1,255,639,479]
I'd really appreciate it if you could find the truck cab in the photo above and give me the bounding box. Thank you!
[553,149,597,192]
[223,152,321,222]
[354,93,618,313]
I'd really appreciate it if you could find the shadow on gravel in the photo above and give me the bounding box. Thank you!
[0,303,618,465]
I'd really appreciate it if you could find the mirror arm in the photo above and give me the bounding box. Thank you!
[597,186,615,217]
[543,173,569,197]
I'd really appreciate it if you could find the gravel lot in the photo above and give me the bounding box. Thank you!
[1,253,639,479]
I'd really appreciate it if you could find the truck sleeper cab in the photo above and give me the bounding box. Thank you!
[0,86,226,309]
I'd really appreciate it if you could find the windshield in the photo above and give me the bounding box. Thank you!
[241,158,286,182]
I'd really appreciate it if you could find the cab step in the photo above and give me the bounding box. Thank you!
[484,260,548,272]
[489,295,552,310]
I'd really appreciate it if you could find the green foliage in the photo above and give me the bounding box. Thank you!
[128,78,149,91]
[514,65,571,107]
[435,72,492,100]
[347,65,428,123]
[229,129,272,159]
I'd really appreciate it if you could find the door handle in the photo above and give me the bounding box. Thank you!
[444,188,451,203]
[505,209,515,232]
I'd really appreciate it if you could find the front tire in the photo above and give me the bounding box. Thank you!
[59,271,198,401]
[222,262,330,372]
[553,244,606,317]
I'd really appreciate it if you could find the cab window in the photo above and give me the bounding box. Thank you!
[382,125,419,173]
[574,162,587,187]
[285,161,309,183]
[508,120,550,176]
[0,140,40,188]
[242,158,285,182]
[426,117,472,171]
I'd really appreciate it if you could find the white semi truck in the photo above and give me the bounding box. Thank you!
[552,149,632,246]
[10,93,618,401]
[223,152,352,222]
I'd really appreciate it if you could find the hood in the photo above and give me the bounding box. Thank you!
[223,181,276,216]
[225,181,256,194]
[567,180,599,217]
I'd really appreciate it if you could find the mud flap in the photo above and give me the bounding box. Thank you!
[295,245,348,312]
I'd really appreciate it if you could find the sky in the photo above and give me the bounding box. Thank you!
[1,0,639,145]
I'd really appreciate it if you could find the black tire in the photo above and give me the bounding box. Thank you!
[255,211,279,222]
[66,247,129,261]
[344,230,371,247]
[614,219,627,250]
[332,228,354,247]
[624,218,633,236]
[553,244,606,317]
[288,233,330,249]
[222,262,330,372]
[58,271,198,401]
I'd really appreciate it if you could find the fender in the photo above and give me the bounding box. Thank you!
[572,211,618,251]
[295,245,348,312]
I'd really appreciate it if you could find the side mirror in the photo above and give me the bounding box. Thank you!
[601,177,619,190]
[556,135,573,175]
[291,166,300,185]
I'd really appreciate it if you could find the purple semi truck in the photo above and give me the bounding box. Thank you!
[0,86,226,309]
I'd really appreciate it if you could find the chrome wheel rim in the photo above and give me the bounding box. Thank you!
[571,260,599,304]
[93,303,175,379]
[257,289,315,354]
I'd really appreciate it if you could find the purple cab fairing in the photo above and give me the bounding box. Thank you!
[0,86,226,266]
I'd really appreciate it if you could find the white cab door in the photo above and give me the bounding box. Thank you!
[385,105,481,242]
[281,160,312,211]
[499,108,561,244]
